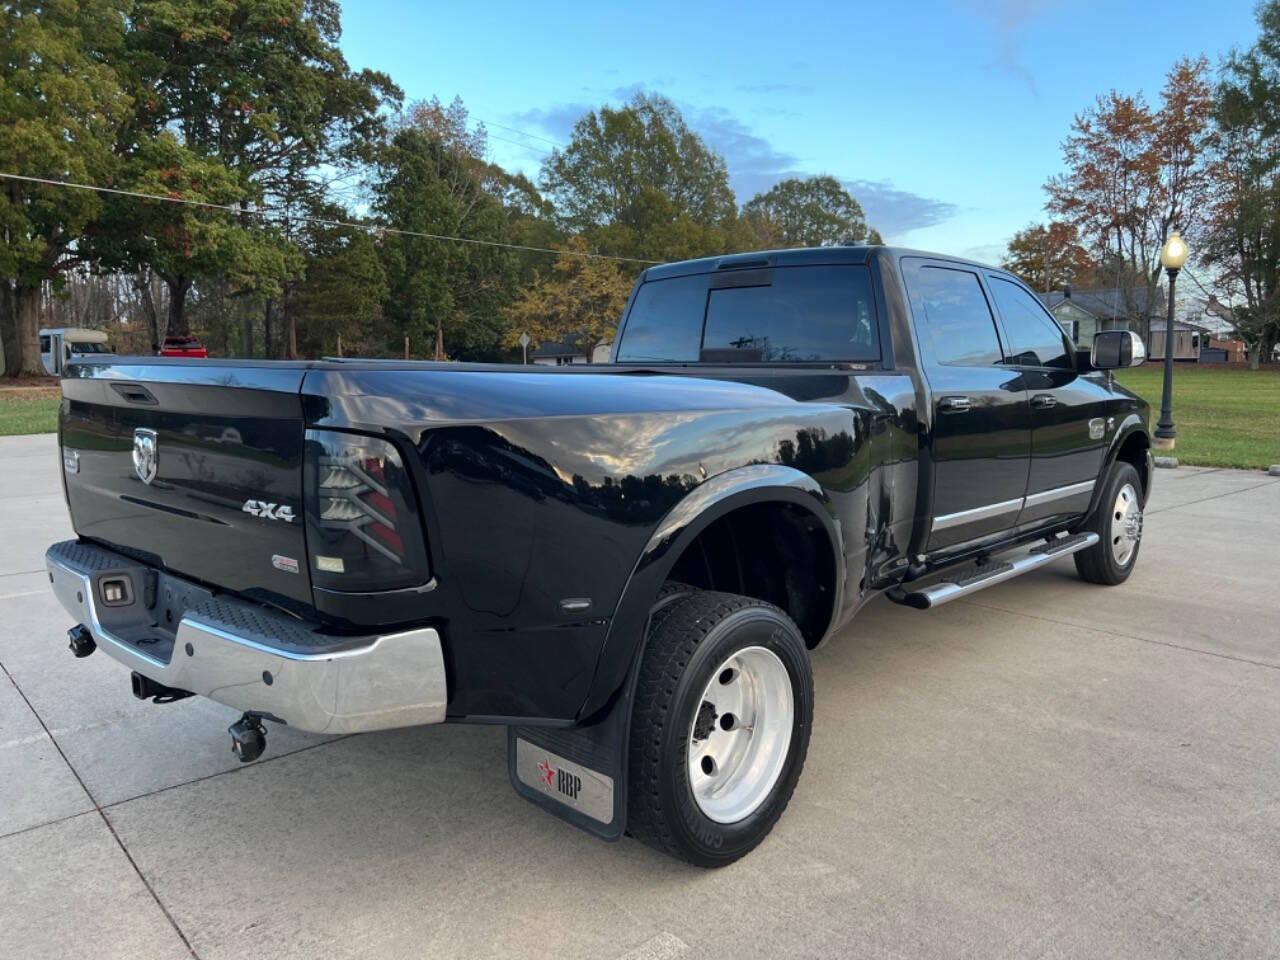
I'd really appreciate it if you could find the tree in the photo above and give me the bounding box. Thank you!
[291,217,387,358]
[1202,1,1280,367]
[480,162,564,289]
[539,93,740,263]
[1002,222,1096,293]
[91,133,299,345]
[96,0,399,337]
[506,237,633,362]
[742,176,869,247]
[373,98,517,361]
[0,0,128,375]
[1045,58,1213,339]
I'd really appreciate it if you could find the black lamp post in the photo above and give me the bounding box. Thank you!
[1154,231,1188,449]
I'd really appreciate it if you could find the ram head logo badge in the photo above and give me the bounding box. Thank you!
[132,428,158,485]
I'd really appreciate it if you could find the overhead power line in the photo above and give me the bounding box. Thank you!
[0,171,658,264]
[484,132,554,158]
[477,118,562,149]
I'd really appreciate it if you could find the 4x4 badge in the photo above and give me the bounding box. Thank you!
[243,500,296,523]
[132,429,158,485]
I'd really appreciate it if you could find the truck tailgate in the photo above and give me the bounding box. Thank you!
[58,361,312,611]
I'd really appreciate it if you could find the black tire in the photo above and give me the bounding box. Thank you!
[1074,460,1145,585]
[647,581,700,626]
[627,589,814,867]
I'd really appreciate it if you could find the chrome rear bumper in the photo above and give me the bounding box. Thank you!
[45,540,447,734]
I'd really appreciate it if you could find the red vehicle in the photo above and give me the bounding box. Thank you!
[159,336,208,358]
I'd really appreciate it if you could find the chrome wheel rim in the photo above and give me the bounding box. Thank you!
[1110,482,1142,567]
[687,645,794,824]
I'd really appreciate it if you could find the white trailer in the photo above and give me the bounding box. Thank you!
[39,328,113,377]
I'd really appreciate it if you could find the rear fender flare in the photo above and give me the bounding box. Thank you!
[577,464,843,720]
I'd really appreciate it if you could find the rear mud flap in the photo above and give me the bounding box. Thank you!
[508,700,628,841]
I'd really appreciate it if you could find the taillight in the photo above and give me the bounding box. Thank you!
[304,430,430,592]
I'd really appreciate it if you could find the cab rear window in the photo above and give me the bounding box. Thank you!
[615,265,879,363]
[614,274,706,362]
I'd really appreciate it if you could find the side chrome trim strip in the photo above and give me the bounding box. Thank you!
[932,497,1023,532]
[1023,479,1095,508]
[933,479,1096,533]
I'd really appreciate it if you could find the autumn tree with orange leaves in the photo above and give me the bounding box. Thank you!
[505,236,633,363]
[1001,221,1097,294]
[1045,57,1214,340]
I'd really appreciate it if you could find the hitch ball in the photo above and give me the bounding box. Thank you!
[229,714,267,763]
[67,625,96,659]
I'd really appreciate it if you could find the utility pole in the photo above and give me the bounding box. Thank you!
[1043,235,1050,296]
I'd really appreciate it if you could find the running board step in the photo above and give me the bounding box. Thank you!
[900,532,1099,609]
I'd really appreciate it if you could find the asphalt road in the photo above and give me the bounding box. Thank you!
[3,431,1278,960]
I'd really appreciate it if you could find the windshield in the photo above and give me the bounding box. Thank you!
[67,340,111,354]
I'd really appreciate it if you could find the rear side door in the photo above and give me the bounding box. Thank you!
[902,259,1031,549]
[985,274,1110,525]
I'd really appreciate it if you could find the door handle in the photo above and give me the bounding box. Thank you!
[110,382,158,405]
[1031,393,1059,409]
[938,395,971,414]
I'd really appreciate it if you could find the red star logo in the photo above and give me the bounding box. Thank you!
[537,759,555,788]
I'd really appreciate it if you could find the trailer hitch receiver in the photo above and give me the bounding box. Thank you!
[67,624,96,659]
[229,713,267,763]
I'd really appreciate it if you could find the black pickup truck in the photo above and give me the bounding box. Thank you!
[46,246,1151,866]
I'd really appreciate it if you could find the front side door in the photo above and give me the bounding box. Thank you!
[903,260,1031,550]
[985,274,1110,525]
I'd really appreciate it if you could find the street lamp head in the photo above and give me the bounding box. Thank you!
[1160,231,1189,270]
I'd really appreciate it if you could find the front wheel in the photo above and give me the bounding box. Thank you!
[1074,460,1145,585]
[627,590,813,867]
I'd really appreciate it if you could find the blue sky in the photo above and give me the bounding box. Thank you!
[338,0,1258,264]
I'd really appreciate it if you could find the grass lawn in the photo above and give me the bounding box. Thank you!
[1115,365,1280,470]
[0,387,60,436]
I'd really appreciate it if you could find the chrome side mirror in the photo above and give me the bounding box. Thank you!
[1091,330,1146,369]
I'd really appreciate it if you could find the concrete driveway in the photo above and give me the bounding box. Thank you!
[2,431,1278,960]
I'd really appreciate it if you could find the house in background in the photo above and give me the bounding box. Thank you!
[1037,285,1265,364]
[529,338,613,366]
[530,340,589,366]
[1180,295,1247,362]
[1205,337,1247,363]
[1148,319,1208,361]
[1036,287,1160,348]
